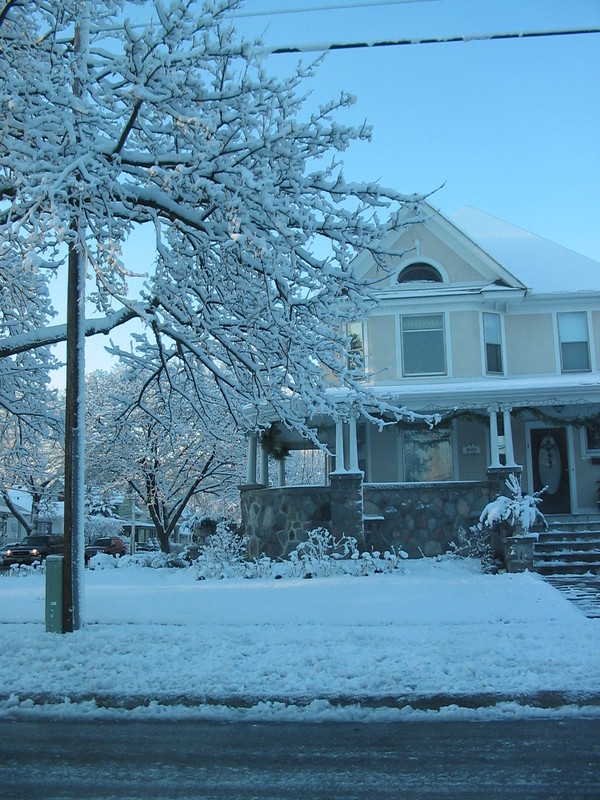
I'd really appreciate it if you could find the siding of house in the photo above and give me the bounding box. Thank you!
[367,426,399,482]
[449,311,481,378]
[504,313,556,375]
[366,314,397,382]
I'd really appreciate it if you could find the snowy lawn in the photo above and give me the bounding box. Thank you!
[0,557,599,721]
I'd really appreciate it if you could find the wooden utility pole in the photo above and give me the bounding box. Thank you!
[62,13,88,632]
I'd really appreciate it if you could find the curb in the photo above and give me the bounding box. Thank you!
[2,691,600,713]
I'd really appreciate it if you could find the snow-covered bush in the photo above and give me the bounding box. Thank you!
[289,528,358,578]
[194,523,249,580]
[87,552,118,570]
[478,474,546,533]
[352,548,408,576]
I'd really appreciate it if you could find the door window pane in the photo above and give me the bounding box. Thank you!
[401,314,446,376]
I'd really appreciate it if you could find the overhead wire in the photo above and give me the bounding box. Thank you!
[233,0,443,18]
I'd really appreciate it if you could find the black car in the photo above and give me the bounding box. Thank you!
[2,535,64,567]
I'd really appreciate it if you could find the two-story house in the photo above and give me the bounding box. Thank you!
[239,201,600,561]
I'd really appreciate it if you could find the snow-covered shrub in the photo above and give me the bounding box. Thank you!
[478,474,546,533]
[459,474,547,573]
[87,552,118,570]
[290,528,358,578]
[451,525,501,574]
[194,523,249,579]
[351,548,408,576]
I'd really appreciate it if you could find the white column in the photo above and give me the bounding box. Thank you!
[278,458,286,487]
[246,432,257,484]
[489,409,502,468]
[502,408,517,467]
[259,443,269,487]
[348,413,360,473]
[333,419,345,473]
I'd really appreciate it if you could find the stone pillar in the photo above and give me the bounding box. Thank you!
[330,472,365,550]
[246,432,257,485]
[333,419,345,474]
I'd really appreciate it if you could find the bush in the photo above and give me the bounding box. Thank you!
[194,523,249,580]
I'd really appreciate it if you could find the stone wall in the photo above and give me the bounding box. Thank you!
[240,479,491,560]
[240,484,336,560]
[363,482,490,558]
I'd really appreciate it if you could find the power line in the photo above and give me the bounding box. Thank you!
[234,0,443,18]
[261,27,600,56]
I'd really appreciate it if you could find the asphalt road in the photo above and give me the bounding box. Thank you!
[0,717,599,799]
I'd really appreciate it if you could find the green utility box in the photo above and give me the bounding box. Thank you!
[45,555,63,633]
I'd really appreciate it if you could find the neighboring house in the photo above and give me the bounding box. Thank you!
[239,201,600,560]
[0,490,32,544]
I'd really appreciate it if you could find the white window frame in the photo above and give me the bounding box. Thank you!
[581,422,600,458]
[482,312,504,376]
[556,311,591,373]
[400,313,447,377]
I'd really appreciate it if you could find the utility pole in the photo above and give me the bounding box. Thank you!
[62,10,89,632]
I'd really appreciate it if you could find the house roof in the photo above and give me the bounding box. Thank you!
[450,206,600,295]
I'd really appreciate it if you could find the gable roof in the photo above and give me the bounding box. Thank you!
[451,206,600,295]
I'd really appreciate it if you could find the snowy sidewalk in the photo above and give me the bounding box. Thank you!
[0,558,599,721]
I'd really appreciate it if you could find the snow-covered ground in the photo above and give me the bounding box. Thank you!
[1,557,599,722]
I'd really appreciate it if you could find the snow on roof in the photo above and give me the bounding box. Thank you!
[451,206,600,295]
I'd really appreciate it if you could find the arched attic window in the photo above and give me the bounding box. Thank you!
[397,262,443,284]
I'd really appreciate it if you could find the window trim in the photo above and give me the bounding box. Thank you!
[400,313,447,377]
[557,311,591,374]
[581,422,600,458]
[482,312,504,376]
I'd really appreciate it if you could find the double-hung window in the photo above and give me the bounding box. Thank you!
[401,314,446,376]
[558,312,590,372]
[483,313,503,374]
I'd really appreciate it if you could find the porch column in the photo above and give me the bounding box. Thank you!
[488,409,502,468]
[245,432,258,485]
[333,418,346,474]
[259,441,269,487]
[278,458,286,487]
[348,413,360,473]
[502,408,517,468]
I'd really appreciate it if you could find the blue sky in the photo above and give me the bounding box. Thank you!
[232,0,600,261]
[49,0,600,379]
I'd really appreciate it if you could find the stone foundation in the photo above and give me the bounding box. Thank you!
[240,479,492,560]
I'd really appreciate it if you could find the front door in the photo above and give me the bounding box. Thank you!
[529,427,571,514]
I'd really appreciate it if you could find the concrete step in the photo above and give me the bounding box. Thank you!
[536,562,600,576]
[533,522,600,576]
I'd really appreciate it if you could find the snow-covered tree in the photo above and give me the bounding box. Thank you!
[1,0,423,419]
[1,0,425,626]
[85,366,240,553]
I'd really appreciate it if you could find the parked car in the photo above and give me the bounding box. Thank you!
[2,535,64,567]
[84,536,127,564]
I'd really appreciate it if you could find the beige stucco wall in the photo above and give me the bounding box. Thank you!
[449,311,481,378]
[455,418,488,480]
[363,224,491,285]
[366,314,397,383]
[367,426,399,482]
[505,314,556,375]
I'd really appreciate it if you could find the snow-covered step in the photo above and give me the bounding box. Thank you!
[533,527,600,576]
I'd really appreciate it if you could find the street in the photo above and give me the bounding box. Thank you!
[0,717,599,799]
